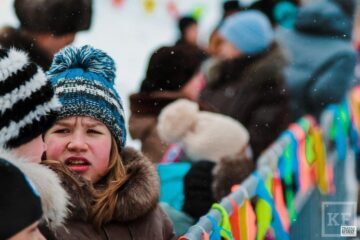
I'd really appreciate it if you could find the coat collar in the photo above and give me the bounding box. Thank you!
[0,148,70,230]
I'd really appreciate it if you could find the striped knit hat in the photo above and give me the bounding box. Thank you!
[0,48,61,149]
[47,45,126,149]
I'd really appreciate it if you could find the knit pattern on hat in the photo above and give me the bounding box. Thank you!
[47,45,126,148]
[219,10,274,55]
[0,48,61,149]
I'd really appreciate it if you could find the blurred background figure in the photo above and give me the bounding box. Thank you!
[277,0,357,120]
[208,0,242,56]
[201,10,290,160]
[0,158,45,240]
[176,15,199,47]
[129,45,207,163]
[247,0,300,27]
[0,0,92,70]
[157,99,254,236]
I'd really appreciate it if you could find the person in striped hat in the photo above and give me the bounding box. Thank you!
[0,47,61,162]
[0,47,69,233]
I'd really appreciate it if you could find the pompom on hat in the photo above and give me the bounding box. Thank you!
[47,45,126,149]
[0,47,61,149]
[157,99,250,162]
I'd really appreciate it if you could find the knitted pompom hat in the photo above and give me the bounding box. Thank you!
[157,99,250,162]
[0,48,61,149]
[47,45,126,149]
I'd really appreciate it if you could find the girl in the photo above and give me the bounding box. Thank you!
[42,45,175,239]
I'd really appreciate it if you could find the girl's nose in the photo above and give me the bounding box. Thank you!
[67,133,88,152]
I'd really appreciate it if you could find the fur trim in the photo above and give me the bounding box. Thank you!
[158,99,250,162]
[157,99,199,143]
[50,147,160,223]
[114,147,160,222]
[0,149,69,229]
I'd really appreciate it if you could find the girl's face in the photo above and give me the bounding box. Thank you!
[44,116,112,183]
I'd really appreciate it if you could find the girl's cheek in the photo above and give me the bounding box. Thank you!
[46,139,66,161]
[95,150,111,173]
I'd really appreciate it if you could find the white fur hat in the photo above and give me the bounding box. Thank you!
[157,99,250,162]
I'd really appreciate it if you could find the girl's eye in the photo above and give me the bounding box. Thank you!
[88,129,101,134]
[54,128,70,134]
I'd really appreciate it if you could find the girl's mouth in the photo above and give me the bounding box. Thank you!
[65,157,91,173]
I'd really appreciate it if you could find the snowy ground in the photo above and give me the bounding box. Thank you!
[0,0,222,148]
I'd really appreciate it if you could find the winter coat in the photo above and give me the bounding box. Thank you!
[0,27,52,70]
[276,0,357,119]
[0,149,69,230]
[200,43,290,160]
[41,147,175,240]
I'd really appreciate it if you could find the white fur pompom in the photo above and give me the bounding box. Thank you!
[157,99,199,143]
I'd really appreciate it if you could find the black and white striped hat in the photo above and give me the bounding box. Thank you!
[0,48,61,149]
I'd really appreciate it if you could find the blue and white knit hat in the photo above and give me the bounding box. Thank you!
[47,45,126,149]
[0,48,61,149]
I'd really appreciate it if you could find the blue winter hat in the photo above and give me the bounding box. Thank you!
[47,45,126,149]
[219,10,274,55]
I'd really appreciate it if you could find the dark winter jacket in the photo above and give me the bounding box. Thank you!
[276,0,357,119]
[41,147,175,240]
[200,43,290,160]
[0,27,52,70]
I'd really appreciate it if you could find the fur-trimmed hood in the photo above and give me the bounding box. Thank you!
[50,147,160,223]
[0,149,69,230]
[0,27,52,70]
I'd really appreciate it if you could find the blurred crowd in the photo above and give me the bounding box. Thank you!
[0,0,359,239]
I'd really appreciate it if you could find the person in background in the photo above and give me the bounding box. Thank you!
[42,45,175,239]
[129,44,207,163]
[0,0,92,70]
[0,47,69,231]
[0,157,45,240]
[201,10,290,161]
[156,99,254,236]
[176,15,199,47]
[207,0,242,56]
[277,0,357,120]
[247,0,300,27]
